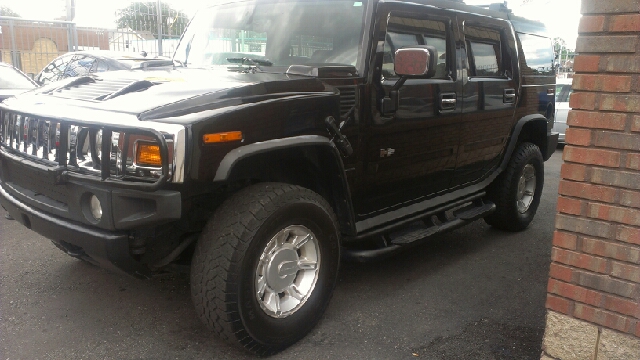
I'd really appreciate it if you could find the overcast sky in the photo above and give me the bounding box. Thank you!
[1,0,581,48]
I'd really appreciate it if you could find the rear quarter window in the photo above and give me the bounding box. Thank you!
[517,33,554,75]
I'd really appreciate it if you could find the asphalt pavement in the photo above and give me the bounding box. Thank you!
[0,149,563,359]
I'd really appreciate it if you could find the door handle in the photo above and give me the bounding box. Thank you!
[440,93,457,111]
[504,88,516,103]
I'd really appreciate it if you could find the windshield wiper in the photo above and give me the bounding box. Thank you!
[226,57,273,67]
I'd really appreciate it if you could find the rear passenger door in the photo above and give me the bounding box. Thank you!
[453,15,518,186]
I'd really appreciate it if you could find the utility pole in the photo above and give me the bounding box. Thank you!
[156,0,163,56]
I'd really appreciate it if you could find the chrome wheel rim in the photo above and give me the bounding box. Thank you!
[255,225,321,318]
[517,164,536,214]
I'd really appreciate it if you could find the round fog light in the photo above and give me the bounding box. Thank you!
[89,195,102,221]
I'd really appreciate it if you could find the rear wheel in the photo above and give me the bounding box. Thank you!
[190,183,340,355]
[484,142,544,231]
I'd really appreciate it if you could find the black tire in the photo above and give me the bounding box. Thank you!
[190,183,341,355]
[484,142,544,231]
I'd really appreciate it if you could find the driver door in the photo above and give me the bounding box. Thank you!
[355,5,462,220]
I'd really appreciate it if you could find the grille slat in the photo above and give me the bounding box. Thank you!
[336,86,357,117]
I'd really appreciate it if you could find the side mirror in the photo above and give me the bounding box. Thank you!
[394,46,438,78]
[380,46,438,115]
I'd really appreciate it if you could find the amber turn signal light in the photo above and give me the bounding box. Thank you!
[203,131,243,144]
[136,142,162,167]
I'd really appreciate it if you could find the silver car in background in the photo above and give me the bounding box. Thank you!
[553,78,573,144]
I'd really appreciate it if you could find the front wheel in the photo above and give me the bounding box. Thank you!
[190,183,340,355]
[484,142,544,231]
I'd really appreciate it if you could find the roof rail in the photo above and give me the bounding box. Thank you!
[472,1,512,13]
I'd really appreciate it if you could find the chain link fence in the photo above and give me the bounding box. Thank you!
[0,1,192,76]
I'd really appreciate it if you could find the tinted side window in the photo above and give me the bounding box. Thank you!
[63,55,97,78]
[383,15,449,79]
[465,26,503,77]
[37,55,73,84]
[517,33,554,75]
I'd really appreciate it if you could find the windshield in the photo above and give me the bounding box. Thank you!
[174,0,368,74]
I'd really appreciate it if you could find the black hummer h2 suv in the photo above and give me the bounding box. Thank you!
[0,0,557,355]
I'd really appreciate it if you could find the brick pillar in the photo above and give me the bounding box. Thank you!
[540,1,640,359]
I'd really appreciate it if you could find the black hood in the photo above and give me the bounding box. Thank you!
[6,67,333,123]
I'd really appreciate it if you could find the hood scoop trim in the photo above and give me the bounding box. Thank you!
[46,77,154,102]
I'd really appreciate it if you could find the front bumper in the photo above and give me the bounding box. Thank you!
[544,132,560,160]
[0,181,152,278]
[0,150,183,278]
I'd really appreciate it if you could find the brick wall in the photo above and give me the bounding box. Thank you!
[541,1,640,359]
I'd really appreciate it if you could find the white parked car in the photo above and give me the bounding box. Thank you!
[553,78,573,144]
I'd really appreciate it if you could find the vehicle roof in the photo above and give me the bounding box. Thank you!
[206,0,549,37]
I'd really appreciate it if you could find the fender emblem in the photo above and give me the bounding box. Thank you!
[380,148,395,158]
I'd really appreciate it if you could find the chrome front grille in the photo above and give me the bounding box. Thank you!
[0,109,173,190]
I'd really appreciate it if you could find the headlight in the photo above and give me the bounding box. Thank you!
[89,195,102,221]
[135,141,162,167]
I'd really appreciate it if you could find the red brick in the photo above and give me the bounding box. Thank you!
[573,74,631,92]
[600,94,640,112]
[570,92,597,110]
[557,196,583,216]
[563,146,620,167]
[610,261,640,283]
[579,15,605,33]
[603,76,633,92]
[573,55,600,73]
[594,131,640,150]
[575,270,639,299]
[582,0,640,15]
[603,55,640,73]
[582,237,640,264]
[546,294,573,315]
[603,295,639,317]
[556,214,615,239]
[609,14,640,32]
[552,248,609,273]
[549,262,575,282]
[564,128,593,146]
[616,226,640,245]
[566,111,627,130]
[632,116,640,132]
[620,190,640,209]
[552,231,578,250]
[574,303,636,333]
[636,322,640,338]
[558,180,617,202]
[548,279,603,307]
[626,153,640,170]
[561,163,589,182]
[588,203,640,226]
[590,168,640,190]
[576,36,636,53]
